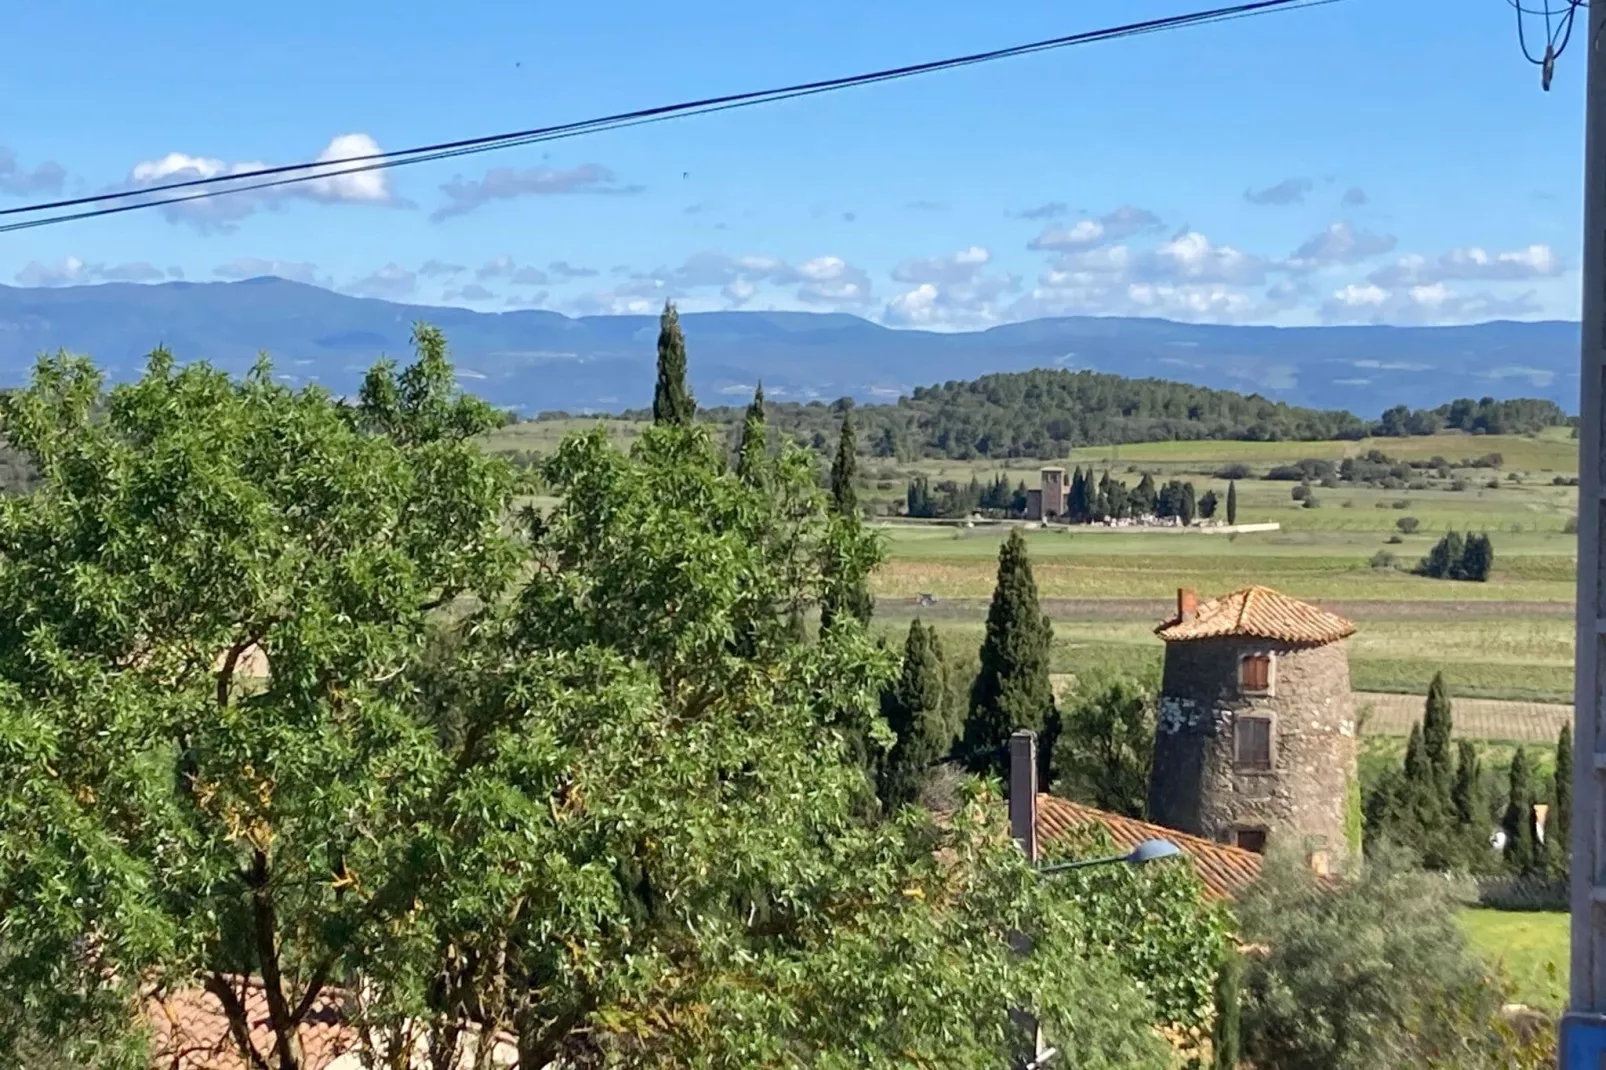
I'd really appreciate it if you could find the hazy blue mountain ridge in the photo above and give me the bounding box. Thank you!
[0,276,1580,416]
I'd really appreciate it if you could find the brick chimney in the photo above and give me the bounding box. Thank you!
[1178,587,1198,621]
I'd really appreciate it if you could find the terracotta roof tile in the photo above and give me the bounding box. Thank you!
[1035,794,1263,901]
[146,979,356,1070]
[1155,585,1356,646]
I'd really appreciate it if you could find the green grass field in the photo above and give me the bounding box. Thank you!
[1459,908,1570,1010]
[487,422,1582,715]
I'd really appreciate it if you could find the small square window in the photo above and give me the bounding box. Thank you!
[1234,716,1273,772]
[1235,828,1268,854]
[1239,653,1272,693]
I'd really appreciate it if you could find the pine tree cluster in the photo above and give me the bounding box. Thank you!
[1418,531,1495,581]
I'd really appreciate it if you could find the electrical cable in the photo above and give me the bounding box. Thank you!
[1510,0,1585,89]
[0,0,1342,234]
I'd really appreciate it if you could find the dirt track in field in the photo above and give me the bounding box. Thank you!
[1356,693,1571,743]
[877,597,1574,622]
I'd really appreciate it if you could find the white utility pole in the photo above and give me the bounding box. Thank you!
[1566,2,1606,1063]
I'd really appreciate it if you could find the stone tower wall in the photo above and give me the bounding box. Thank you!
[1148,636,1358,863]
[1041,468,1067,519]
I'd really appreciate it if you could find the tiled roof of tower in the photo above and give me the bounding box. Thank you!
[1035,794,1263,900]
[146,979,355,1069]
[1155,585,1356,645]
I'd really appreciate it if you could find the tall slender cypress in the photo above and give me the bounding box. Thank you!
[1452,740,1482,828]
[1555,724,1573,879]
[1211,950,1243,1070]
[1226,480,1239,525]
[1504,747,1539,875]
[652,300,696,426]
[1422,672,1454,802]
[880,620,956,808]
[820,407,872,630]
[961,529,1056,781]
[735,382,768,485]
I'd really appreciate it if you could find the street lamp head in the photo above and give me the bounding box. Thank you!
[1124,838,1182,865]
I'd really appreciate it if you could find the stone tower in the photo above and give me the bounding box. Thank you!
[1040,467,1067,520]
[1147,585,1360,866]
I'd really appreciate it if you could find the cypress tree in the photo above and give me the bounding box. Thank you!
[1226,480,1239,525]
[1211,950,1243,1070]
[651,300,696,426]
[1504,746,1539,875]
[1452,739,1483,828]
[1180,482,1197,526]
[1461,532,1495,582]
[1422,672,1454,801]
[880,620,954,809]
[1555,724,1573,879]
[1403,723,1431,799]
[820,408,872,630]
[734,382,768,485]
[1069,467,1087,523]
[961,529,1056,781]
[1134,472,1157,516]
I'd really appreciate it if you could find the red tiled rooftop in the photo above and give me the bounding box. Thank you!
[1035,794,1263,901]
[1155,585,1356,646]
[146,978,355,1070]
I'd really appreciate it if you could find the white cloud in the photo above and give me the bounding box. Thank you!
[1368,244,1563,287]
[1028,206,1163,251]
[476,256,550,285]
[212,258,325,286]
[1285,222,1397,271]
[883,246,1020,327]
[124,133,407,234]
[432,163,643,221]
[418,259,465,277]
[14,256,166,287]
[0,147,67,196]
[595,249,876,311]
[1244,177,1313,206]
[342,263,417,301]
[1320,280,1542,325]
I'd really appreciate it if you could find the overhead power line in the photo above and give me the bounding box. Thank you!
[0,0,1341,235]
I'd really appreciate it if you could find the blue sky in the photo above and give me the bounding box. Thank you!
[0,0,1588,328]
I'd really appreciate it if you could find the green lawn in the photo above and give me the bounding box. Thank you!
[1459,908,1570,1010]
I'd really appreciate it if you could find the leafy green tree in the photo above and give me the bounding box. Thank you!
[0,334,1194,1068]
[962,529,1056,781]
[1226,480,1238,524]
[1212,950,1243,1070]
[1198,488,1219,520]
[652,299,696,426]
[1461,532,1495,582]
[1421,530,1467,580]
[1133,472,1157,516]
[1554,724,1573,881]
[1051,674,1154,818]
[0,329,522,1070]
[1238,844,1523,1070]
[879,619,956,808]
[1504,746,1540,875]
[734,381,769,484]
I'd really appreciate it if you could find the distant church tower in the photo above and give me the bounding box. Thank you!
[1147,586,1360,867]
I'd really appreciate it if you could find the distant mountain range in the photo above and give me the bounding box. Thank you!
[0,276,1582,416]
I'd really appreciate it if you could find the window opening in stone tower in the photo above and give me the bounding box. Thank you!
[1235,828,1268,854]
[1239,653,1271,694]
[1234,715,1273,772]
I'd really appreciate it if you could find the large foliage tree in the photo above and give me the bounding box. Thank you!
[1051,674,1154,819]
[0,329,523,1069]
[0,331,1194,1068]
[961,529,1057,782]
[1237,844,1547,1070]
